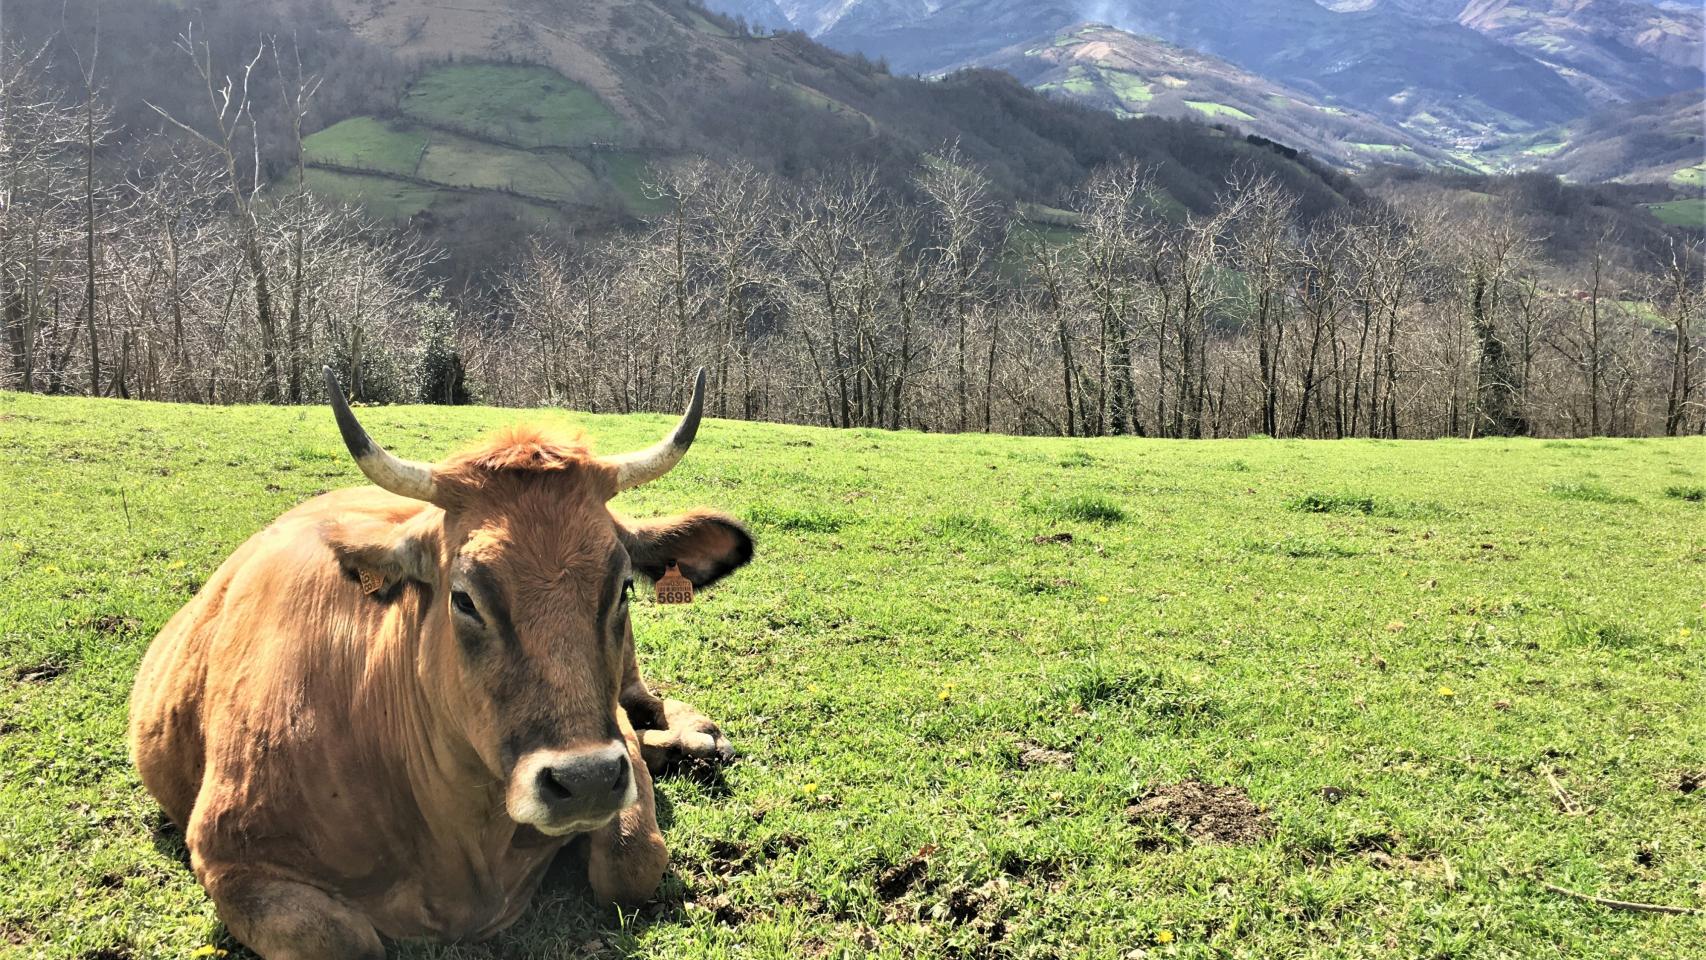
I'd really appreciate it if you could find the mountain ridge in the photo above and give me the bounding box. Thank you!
[724,0,1703,172]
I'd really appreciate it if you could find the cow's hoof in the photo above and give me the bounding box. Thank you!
[637,700,735,774]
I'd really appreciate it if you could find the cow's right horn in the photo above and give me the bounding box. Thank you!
[323,366,439,503]
[603,367,706,493]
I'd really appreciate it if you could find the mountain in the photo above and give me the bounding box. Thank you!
[1457,0,1704,103]
[0,0,1372,279]
[1324,1,1704,81]
[796,0,1700,168]
[302,0,1361,201]
[1538,91,1706,184]
[704,0,795,30]
[822,1,1594,139]
[969,23,1459,171]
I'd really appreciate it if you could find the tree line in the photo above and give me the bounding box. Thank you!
[1,39,1700,438]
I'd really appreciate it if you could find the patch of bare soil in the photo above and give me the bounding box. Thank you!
[12,661,66,684]
[1672,770,1703,794]
[1017,744,1074,769]
[874,844,936,901]
[1126,780,1272,844]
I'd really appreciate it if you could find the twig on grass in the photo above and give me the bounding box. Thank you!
[1537,879,1704,917]
[1545,768,1594,816]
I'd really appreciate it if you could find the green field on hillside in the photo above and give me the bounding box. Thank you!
[305,168,442,218]
[417,139,596,203]
[3,393,1704,958]
[1672,162,1704,188]
[304,116,430,176]
[1185,100,1255,122]
[401,63,622,149]
[1647,198,1706,230]
[1104,71,1155,104]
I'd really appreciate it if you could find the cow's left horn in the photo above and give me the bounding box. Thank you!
[604,367,706,493]
[323,366,439,503]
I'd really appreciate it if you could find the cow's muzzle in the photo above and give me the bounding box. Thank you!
[508,742,637,835]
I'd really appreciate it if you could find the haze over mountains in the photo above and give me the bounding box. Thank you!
[711,0,1705,179]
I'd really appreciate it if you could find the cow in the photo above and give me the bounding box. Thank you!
[128,368,753,959]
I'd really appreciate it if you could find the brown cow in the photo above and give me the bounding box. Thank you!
[128,368,752,959]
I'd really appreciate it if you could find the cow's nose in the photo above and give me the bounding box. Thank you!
[538,744,630,805]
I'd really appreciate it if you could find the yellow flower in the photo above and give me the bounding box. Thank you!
[1156,930,1175,944]
[937,683,954,702]
[1681,628,1693,639]
[190,947,228,958]
[1437,686,1457,698]
[1096,595,1110,604]
[801,782,819,795]
[40,564,59,575]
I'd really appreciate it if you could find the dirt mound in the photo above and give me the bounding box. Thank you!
[1126,780,1272,844]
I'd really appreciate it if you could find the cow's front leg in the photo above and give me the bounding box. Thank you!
[200,863,383,960]
[618,626,735,774]
[631,697,735,774]
[587,719,668,904]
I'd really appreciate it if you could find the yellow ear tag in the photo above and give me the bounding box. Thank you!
[655,562,694,605]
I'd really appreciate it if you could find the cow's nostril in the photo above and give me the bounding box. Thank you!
[610,752,630,794]
[538,765,573,802]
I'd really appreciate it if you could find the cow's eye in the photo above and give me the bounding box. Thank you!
[450,589,482,623]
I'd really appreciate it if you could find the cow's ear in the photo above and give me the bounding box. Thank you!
[320,515,442,595]
[618,510,754,589]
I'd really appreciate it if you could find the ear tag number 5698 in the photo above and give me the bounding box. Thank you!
[655,562,694,605]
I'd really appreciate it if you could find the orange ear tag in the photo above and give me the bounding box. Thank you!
[655,562,694,605]
[358,568,387,596]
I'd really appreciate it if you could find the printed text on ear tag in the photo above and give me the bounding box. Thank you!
[656,561,694,605]
[358,569,386,596]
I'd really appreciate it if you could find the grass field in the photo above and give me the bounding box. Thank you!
[1184,101,1255,122]
[303,169,443,219]
[3,393,1705,959]
[401,63,622,149]
[417,139,596,203]
[1647,198,1706,230]
[304,117,430,177]
[1104,72,1155,104]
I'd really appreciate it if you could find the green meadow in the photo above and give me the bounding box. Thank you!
[1647,198,1706,230]
[2,392,1704,958]
[401,63,622,149]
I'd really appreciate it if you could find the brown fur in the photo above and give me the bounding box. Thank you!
[129,425,751,958]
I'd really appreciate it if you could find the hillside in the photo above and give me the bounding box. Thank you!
[1537,91,1706,185]
[1458,0,1705,101]
[4,0,1385,278]
[774,0,1701,170]
[6,392,1706,958]
[821,1,1593,137]
[1325,0,1704,89]
[966,23,1459,171]
[295,0,1373,233]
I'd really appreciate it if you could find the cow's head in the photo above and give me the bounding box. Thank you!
[321,368,751,836]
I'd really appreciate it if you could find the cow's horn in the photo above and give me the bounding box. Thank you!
[323,366,439,503]
[605,367,706,493]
